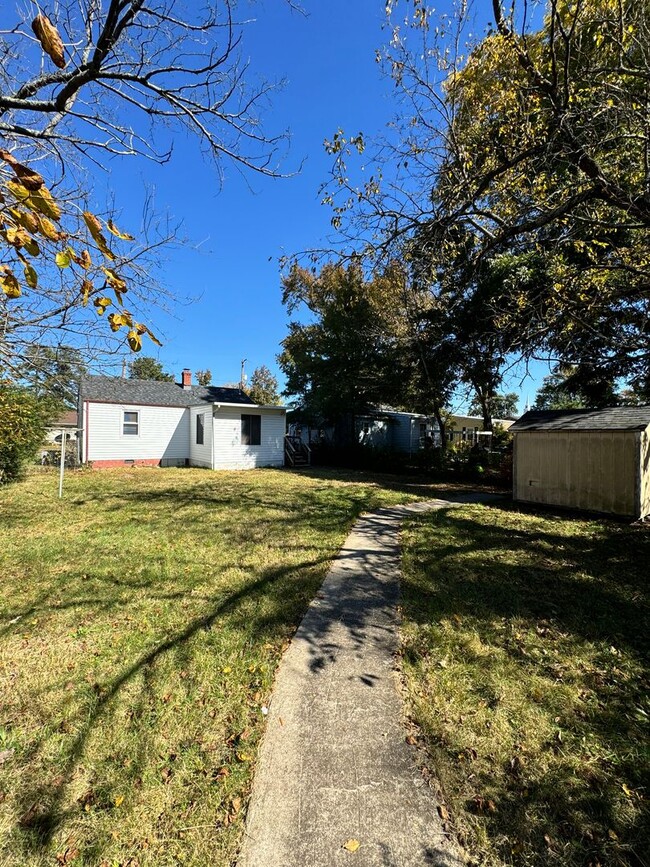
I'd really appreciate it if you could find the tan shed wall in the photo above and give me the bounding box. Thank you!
[641,431,650,519]
[514,430,639,517]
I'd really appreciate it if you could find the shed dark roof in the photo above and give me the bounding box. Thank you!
[79,376,255,408]
[510,407,650,432]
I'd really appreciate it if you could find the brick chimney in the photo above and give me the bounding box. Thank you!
[181,368,192,390]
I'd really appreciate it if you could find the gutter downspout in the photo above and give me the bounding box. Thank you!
[212,405,219,470]
[84,401,89,464]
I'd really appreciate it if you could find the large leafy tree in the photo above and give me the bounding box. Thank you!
[279,262,400,443]
[279,260,459,444]
[469,392,520,420]
[18,344,87,408]
[323,0,649,400]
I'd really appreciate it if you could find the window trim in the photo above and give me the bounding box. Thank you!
[241,413,261,446]
[122,409,139,437]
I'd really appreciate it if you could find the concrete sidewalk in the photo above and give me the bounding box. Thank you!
[238,498,490,867]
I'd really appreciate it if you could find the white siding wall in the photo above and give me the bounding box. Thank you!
[189,405,214,468]
[85,401,189,463]
[212,408,286,469]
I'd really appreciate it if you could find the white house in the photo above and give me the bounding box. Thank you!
[78,369,286,470]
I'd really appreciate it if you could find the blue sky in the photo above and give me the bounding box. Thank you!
[97,0,550,413]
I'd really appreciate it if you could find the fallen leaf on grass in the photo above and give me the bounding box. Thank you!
[405,735,417,746]
[438,804,449,822]
[343,839,361,852]
[56,847,79,865]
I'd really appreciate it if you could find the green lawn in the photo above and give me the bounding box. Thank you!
[400,503,649,867]
[0,467,423,867]
[4,469,647,867]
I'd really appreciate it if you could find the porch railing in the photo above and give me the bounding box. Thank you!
[284,435,311,468]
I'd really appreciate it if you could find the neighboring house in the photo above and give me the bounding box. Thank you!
[446,414,515,444]
[356,410,434,454]
[289,408,435,455]
[78,369,286,470]
[45,410,80,444]
[289,409,514,453]
[510,407,650,519]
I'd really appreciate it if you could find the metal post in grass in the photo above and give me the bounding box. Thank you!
[58,429,66,498]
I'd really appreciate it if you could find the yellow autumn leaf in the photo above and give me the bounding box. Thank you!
[23,236,40,257]
[81,279,93,307]
[101,267,127,292]
[127,329,142,352]
[106,219,135,241]
[55,250,71,268]
[74,249,92,269]
[6,180,30,203]
[343,839,361,853]
[5,225,28,246]
[17,254,38,288]
[114,795,124,807]
[0,266,22,298]
[136,323,163,347]
[9,208,39,234]
[0,148,45,191]
[31,14,66,69]
[235,751,253,762]
[28,186,61,221]
[83,211,115,261]
[108,311,133,332]
[93,296,112,315]
[36,214,61,241]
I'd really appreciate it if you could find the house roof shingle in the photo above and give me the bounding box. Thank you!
[79,376,255,408]
[52,410,79,427]
[510,407,650,432]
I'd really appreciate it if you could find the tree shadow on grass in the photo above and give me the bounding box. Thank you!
[401,503,649,866]
[10,553,332,858]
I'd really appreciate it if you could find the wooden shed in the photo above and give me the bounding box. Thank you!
[510,407,650,519]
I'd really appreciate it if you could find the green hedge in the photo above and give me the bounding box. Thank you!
[0,382,57,484]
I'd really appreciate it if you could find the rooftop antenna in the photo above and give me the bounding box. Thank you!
[240,358,247,391]
[121,356,127,379]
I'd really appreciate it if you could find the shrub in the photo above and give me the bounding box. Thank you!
[0,382,57,484]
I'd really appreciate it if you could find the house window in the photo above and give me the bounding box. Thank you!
[196,413,205,445]
[123,410,139,436]
[241,414,261,445]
